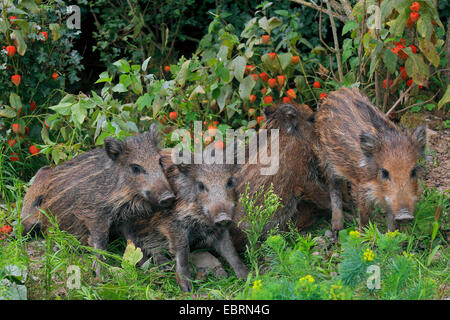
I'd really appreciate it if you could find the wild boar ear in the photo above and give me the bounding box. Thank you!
[104,137,124,161]
[412,125,426,156]
[146,122,161,147]
[263,105,277,119]
[359,132,379,158]
[279,104,299,133]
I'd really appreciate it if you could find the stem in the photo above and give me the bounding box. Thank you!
[326,0,344,82]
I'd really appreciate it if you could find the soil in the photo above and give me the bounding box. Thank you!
[424,127,449,192]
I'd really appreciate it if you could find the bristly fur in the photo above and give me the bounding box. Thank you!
[315,87,426,232]
[20,125,174,248]
[230,102,330,251]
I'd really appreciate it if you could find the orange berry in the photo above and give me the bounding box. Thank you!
[261,87,267,95]
[214,141,225,150]
[410,2,420,12]
[259,72,268,82]
[164,65,170,73]
[263,96,273,104]
[10,153,19,162]
[250,74,259,81]
[12,123,21,134]
[267,52,276,61]
[399,67,408,81]
[410,12,419,23]
[29,145,40,156]
[207,125,217,136]
[313,81,321,89]
[169,111,178,121]
[249,94,256,103]
[282,96,292,103]
[286,89,296,99]
[257,116,265,126]
[277,75,286,87]
[319,93,328,99]
[11,74,21,86]
[5,45,16,57]
[268,78,277,88]
[262,35,270,44]
[291,56,300,65]
[52,72,58,81]
[7,139,17,147]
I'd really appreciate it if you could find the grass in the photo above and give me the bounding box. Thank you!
[0,170,448,300]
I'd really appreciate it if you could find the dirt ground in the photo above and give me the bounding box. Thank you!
[424,127,449,192]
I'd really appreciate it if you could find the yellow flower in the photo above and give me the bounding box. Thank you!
[402,251,414,260]
[349,230,360,238]
[386,230,400,239]
[252,280,262,290]
[363,248,374,261]
[299,275,315,284]
[328,284,344,300]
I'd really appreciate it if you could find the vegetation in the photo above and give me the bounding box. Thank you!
[0,0,448,300]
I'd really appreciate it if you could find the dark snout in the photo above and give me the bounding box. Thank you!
[144,188,175,208]
[214,212,232,228]
[158,190,176,207]
[395,208,414,223]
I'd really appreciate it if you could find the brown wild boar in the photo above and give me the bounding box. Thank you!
[128,149,248,292]
[20,124,176,270]
[315,87,426,236]
[230,102,331,251]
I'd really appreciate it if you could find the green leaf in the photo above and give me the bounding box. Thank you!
[426,244,440,266]
[216,63,230,83]
[405,53,429,86]
[188,85,206,101]
[112,83,128,93]
[0,107,16,118]
[342,20,358,36]
[9,92,22,111]
[95,71,112,84]
[278,52,293,71]
[175,60,191,87]
[419,38,440,68]
[122,240,143,268]
[113,59,130,73]
[71,102,87,125]
[49,102,73,116]
[437,85,450,109]
[141,56,151,71]
[232,56,246,82]
[383,48,398,73]
[49,23,61,41]
[41,125,53,145]
[11,30,27,56]
[136,94,153,111]
[238,76,256,101]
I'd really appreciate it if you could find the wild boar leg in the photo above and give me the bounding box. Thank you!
[352,185,370,230]
[213,230,249,279]
[386,212,396,232]
[88,220,111,278]
[174,242,192,292]
[329,178,344,237]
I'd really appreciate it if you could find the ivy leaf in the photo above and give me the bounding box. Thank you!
[49,102,73,116]
[136,94,153,111]
[122,240,143,268]
[141,56,151,71]
[278,52,293,71]
[0,107,16,118]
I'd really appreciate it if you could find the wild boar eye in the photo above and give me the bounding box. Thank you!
[411,167,418,179]
[380,168,390,180]
[130,164,146,175]
[226,177,234,188]
[197,182,206,193]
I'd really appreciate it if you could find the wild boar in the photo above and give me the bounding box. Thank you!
[315,87,426,235]
[20,124,176,267]
[129,148,248,292]
[230,102,331,251]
